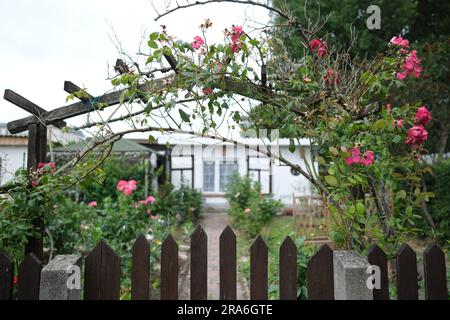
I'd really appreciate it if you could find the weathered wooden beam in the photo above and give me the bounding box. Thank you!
[7,76,172,134]
[25,123,47,261]
[3,90,66,129]
[63,81,94,103]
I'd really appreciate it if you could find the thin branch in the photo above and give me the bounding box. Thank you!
[154,0,291,22]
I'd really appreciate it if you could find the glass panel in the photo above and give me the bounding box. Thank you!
[180,170,192,187]
[172,156,192,169]
[220,162,239,192]
[260,171,270,194]
[172,171,182,188]
[203,161,215,192]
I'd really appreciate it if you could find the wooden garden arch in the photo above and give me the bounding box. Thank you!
[3,76,170,260]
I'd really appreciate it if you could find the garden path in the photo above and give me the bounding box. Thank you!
[201,212,247,300]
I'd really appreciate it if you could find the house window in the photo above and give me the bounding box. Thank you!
[203,161,215,192]
[219,162,238,192]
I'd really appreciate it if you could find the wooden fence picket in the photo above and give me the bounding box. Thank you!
[190,225,207,300]
[367,245,389,300]
[423,243,448,300]
[250,236,268,300]
[279,237,297,300]
[0,253,14,300]
[84,240,121,300]
[131,235,150,300]
[396,244,418,300]
[307,244,334,300]
[17,253,42,300]
[220,226,236,300]
[161,234,178,300]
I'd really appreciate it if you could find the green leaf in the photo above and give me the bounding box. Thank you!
[329,146,339,156]
[148,40,158,49]
[179,109,190,122]
[356,202,365,214]
[396,190,407,200]
[317,156,326,165]
[324,175,337,186]
[150,32,159,41]
[289,139,296,153]
[392,135,402,144]
[248,39,260,46]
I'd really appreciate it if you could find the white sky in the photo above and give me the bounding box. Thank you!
[0,0,270,138]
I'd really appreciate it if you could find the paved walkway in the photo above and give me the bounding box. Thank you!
[200,212,246,300]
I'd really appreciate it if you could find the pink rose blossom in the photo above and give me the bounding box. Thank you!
[390,35,409,48]
[191,36,205,50]
[116,179,137,196]
[345,148,361,166]
[146,195,156,204]
[405,125,429,145]
[37,162,56,173]
[345,148,375,166]
[396,50,422,80]
[323,68,341,86]
[230,26,244,43]
[414,106,432,126]
[146,209,152,215]
[245,208,251,214]
[202,87,213,95]
[360,151,375,166]
[309,39,322,50]
[386,103,392,114]
[309,38,328,57]
[229,26,244,53]
[88,201,97,207]
[393,119,404,128]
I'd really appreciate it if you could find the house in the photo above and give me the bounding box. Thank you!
[135,133,318,211]
[0,123,84,185]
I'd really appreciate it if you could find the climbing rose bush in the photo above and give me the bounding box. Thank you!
[102,16,433,252]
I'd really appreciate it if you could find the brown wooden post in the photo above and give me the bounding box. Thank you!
[131,235,150,300]
[279,237,297,300]
[190,225,207,300]
[307,244,334,300]
[25,123,47,261]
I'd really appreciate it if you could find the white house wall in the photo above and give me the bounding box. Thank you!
[169,143,317,210]
[0,145,27,185]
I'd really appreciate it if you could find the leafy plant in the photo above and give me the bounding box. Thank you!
[226,173,282,238]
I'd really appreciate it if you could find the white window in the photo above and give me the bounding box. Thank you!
[219,162,238,192]
[203,161,215,192]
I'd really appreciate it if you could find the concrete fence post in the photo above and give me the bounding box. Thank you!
[39,255,82,300]
[333,251,373,300]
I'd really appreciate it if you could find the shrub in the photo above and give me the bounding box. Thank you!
[172,184,203,223]
[76,156,153,203]
[151,183,203,224]
[225,174,282,238]
[418,159,450,244]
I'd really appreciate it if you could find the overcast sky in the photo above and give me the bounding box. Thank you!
[0,0,269,137]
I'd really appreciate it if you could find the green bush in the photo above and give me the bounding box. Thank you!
[419,159,450,244]
[151,183,203,224]
[76,156,153,203]
[225,174,282,238]
[172,184,203,223]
